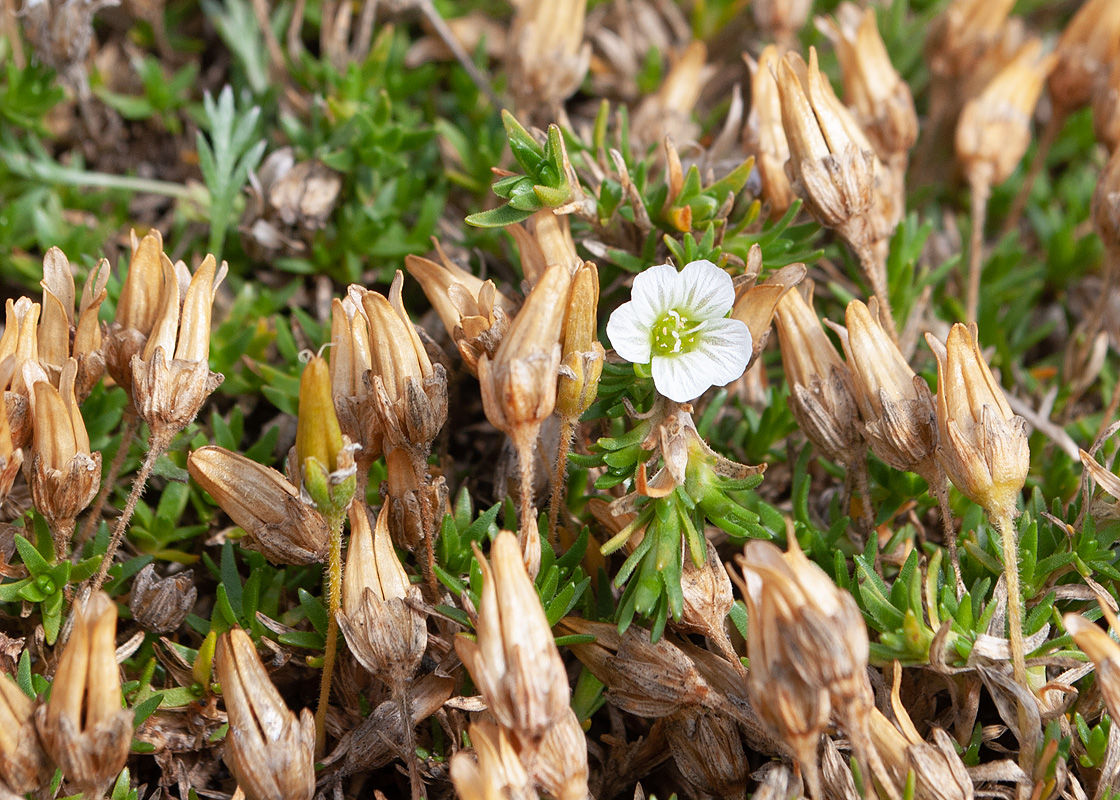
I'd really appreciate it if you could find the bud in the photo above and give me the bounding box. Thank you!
[773,287,863,466]
[35,591,133,799]
[751,0,811,46]
[105,229,172,397]
[1065,604,1120,723]
[507,0,590,118]
[527,706,589,800]
[131,252,227,441]
[817,3,918,163]
[450,721,534,800]
[129,563,197,633]
[295,354,357,517]
[955,39,1055,190]
[925,323,1029,518]
[1093,61,1120,153]
[730,252,806,368]
[329,296,381,467]
[337,504,426,682]
[556,261,605,419]
[479,262,570,456]
[454,531,569,741]
[405,242,514,375]
[745,46,796,218]
[354,271,448,454]
[215,628,316,800]
[27,359,101,542]
[0,673,50,796]
[188,445,330,564]
[39,247,110,400]
[1048,0,1120,118]
[834,298,937,475]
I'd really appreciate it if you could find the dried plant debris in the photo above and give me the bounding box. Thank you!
[5,1,1120,799]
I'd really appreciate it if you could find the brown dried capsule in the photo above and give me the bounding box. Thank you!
[129,563,197,633]
[450,720,534,800]
[0,673,50,796]
[215,628,316,800]
[745,46,796,218]
[665,708,749,800]
[35,591,133,800]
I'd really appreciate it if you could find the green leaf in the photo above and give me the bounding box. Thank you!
[465,204,534,228]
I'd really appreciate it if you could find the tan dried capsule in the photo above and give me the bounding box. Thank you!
[330,295,381,466]
[129,563,197,633]
[631,41,715,150]
[454,531,570,742]
[479,263,570,456]
[730,256,806,368]
[1065,605,1120,722]
[817,3,918,163]
[0,673,50,796]
[450,721,535,800]
[131,252,227,442]
[405,242,514,374]
[835,298,937,474]
[526,706,589,800]
[746,46,796,217]
[0,394,23,510]
[104,229,173,397]
[35,591,133,800]
[337,503,426,682]
[1048,0,1120,117]
[509,210,583,287]
[507,0,590,117]
[773,287,863,466]
[0,296,41,404]
[38,247,109,400]
[353,271,447,454]
[188,445,330,564]
[241,148,343,260]
[28,359,101,549]
[1093,61,1120,153]
[665,708,749,800]
[558,617,715,718]
[215,628,316,800]
[955,39,1055,191]
[925,323,1028,518]
[924,0,1017,90]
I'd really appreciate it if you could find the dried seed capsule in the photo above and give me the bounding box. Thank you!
[215,628,316,800]
[35,591,133,799]
[188,445,330,564]
[745,46,796,218]
[454,531,571,742]
[330,295,381,466]
[506,0,590,118]
[129,564,197,634]
[1048,0,1120,117]
[526,706,590,800]
[450,721,534,800]
[925,323,1029,519]
[0,672,50,796]
[665,708,749,800]
[104,229,171,399]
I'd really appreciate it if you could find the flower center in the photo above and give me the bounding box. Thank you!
[651,309,705,356]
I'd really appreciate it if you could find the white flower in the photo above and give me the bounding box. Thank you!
[607,260,752,403]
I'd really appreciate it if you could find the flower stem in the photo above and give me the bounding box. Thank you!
[314,507,347,758]
[930,471,964,597]
[517,440,540,580]
[993,509,1027,688]
[394,681,423,800]
[51,518,75,564]
[548,414,575,547]
[89,430,168,593]
[855,242,899,346]
[77,410,138,549]
[966,175,992,326]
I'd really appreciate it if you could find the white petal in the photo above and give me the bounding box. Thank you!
[629,263,685,322]
[692,318,753,385]
[651,352,715,403]
[606,301,652,364]
[678,260,736,319]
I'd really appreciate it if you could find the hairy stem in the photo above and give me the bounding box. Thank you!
[993,509,1027,688]
[930,472,964,597]
[314,507,347,758]
[966,176,992,326]
[51,518,75,564]
[78,410,138,548]
[89,431,168,593]
[517,440,540,580]
[548,414,575,548]
[855,242,899,346]
[394,681,423,800]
